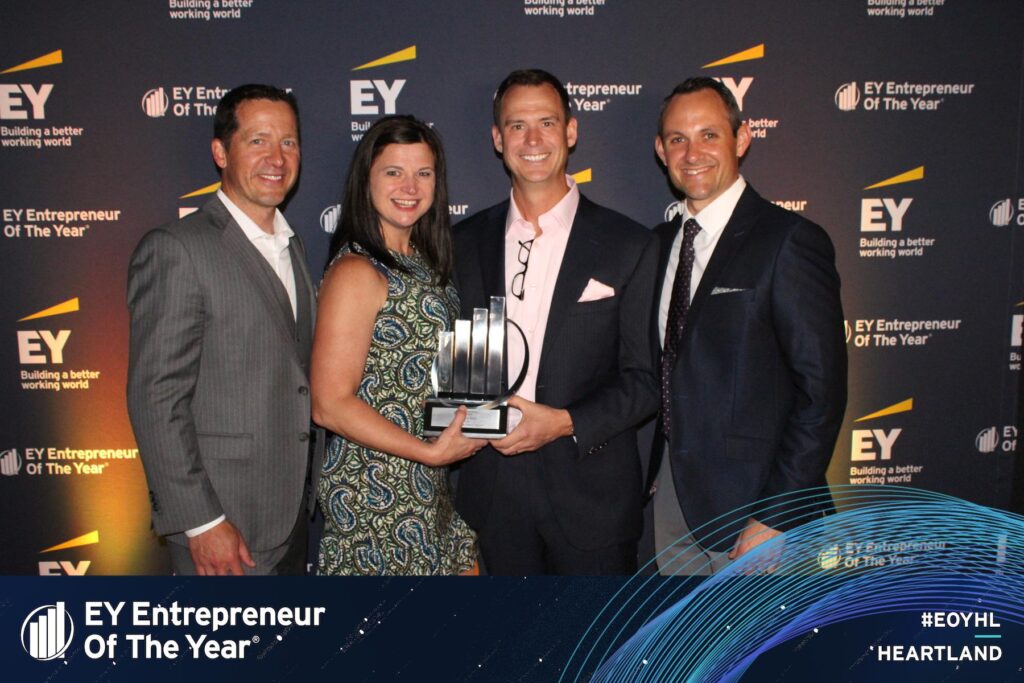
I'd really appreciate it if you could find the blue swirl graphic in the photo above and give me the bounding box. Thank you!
[560,486,1024,682]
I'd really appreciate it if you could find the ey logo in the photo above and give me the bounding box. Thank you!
[178,181,221,218]
[350,45,414,116]
[861,166,923,232]
[17,298,78,365]
[38,530,98,576]
[851,398,912,461]
[0,50,61,120]
[704,44,764,111]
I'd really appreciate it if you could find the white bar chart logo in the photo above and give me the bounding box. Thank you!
[320,204,341,234]
[0,448,21,475]
[141,87,169,117]
[989,198,1013,226]
[664,200,684,223]
[835,82,860,111]
[976,426,999,453]
[20,602,74,660]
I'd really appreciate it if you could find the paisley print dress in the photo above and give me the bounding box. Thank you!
[317,242,476,575]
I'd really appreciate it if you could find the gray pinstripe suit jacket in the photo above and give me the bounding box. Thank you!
[127,195,317,552]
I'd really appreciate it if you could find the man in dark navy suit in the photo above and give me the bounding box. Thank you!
[453,69,659,575]
[648,77,847,575]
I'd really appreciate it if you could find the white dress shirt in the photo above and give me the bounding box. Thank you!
[218,189,298,320]
[657,176,747,346]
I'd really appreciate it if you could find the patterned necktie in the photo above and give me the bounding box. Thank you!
[660,218,701,440]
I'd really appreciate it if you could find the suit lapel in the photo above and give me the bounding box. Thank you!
[208,197,297,345]
[538,196,601,371]
[289,235,316,322]
[289,236,316,364]
[682,185,763,344]
[655,220,679,283]
[652,220,680,358]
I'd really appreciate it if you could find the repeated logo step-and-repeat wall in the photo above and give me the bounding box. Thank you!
[1,0,1021,574]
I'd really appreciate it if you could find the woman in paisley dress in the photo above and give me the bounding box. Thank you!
[311,115,482,575]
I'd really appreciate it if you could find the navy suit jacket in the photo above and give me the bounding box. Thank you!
[649,185,847,550]
[453,194,659,550]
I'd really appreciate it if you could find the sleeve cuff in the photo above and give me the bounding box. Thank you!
[185,515,226,538]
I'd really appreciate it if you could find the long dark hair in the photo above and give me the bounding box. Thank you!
[327,115,453,284]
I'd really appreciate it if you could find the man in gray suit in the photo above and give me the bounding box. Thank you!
[128,84,316,575]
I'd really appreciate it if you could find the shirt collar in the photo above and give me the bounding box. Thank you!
[218,189,294,249]
[682,175,746,242]
[505,175,580,240]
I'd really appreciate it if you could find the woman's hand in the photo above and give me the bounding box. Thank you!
[426,406,485,466]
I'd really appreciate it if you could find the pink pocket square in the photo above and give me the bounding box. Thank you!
[577,278,615,302]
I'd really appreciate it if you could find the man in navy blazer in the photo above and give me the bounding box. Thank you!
[453,69,659,575]
[648,77,847,574]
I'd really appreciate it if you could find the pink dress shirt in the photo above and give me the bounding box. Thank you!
[503,176,580,402]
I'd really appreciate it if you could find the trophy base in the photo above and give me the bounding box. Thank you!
[423,398,507,439]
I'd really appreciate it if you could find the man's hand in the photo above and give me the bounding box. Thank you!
[728,517,782,562]
[728,517,783,574]
[489,395,573,455]
[188,519,256,576]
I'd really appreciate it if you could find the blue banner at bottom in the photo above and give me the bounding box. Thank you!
[1,574,1021,682]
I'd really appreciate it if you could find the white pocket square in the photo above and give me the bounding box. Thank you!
[578,278,615,302]
[711,286,747,295]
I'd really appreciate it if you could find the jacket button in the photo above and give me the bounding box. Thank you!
[299,432,309,442]
[298,386,309,395]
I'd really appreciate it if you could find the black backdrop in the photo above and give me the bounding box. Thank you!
[1,0,1021,575]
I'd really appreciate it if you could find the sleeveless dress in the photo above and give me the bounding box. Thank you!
[317,242,477,575]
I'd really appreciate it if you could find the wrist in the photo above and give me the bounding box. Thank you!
[415,438,437,465]
[561,409,575,438]
[185,515,226,538]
